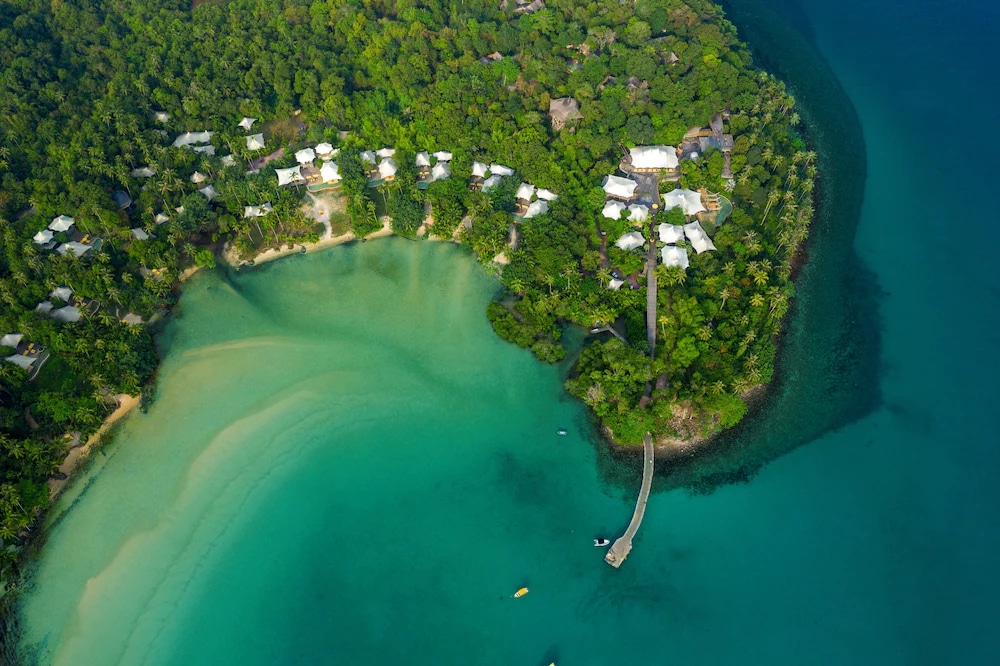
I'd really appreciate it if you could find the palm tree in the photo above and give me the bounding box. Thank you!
[750,293,765,307]
[597,267,612,287]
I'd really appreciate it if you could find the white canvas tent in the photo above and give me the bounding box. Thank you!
[415,152,431,167]
[0,334,23,348]
[57,242,91,257]
[657,223,684,244]
[131,167,155,178]
[49,215,75,232]
[4,355,35,370]
[536,189,558,201]
[320,162,340,183]
[629,145,679,170]
[683,221,716,253]
[433,151,453,162]
[238,117,257,131]
[661,245,690,269]
[246,134,266,151]
[662,188,706,215]
[51,306,81,323]
[172,131,213,148]
[602,175,639,200]
[154,112,170,123]
[375,148,396,158]
[515,182,535,201]
[221,154,236,167]
[608,278,625,291]
[191,145,215,156]
[377,158,398,180]
[628,204,649,222]
[295,148,316,164]
[431,162,450,182]
[190,171,207,184]
[359,150,377,164]
[482,175,502,191]
[602,200,627,219]
[33,230,54,245]
[199,185,219,201]
[489,163,514,176]
[615,231,645,251]
[522,200,549,219]
[243,203,273,218]
[472,162,489,178]
[131,228,150,240]
[275,166,304,186]
[315,143,335,158]
[50,287,73,302]
[154,213,170,224]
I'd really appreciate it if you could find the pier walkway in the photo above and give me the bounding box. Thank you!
[605,433,655,568]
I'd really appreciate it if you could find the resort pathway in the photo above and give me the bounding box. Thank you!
[605,433,654,568]
[645,228,658,356]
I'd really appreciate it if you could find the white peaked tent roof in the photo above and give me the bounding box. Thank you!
[683,221,716,253]
[536,189,558,201]
[295,148,316,164]
[661,245,690,269]
[482,174,502,191]
[415,151,431,167]
[489,163,514,176]
[52,306,82,323]
[238,117,257,131]
[523,200,549,219]
[663,188,706,215]
[191,145,215,156]
[154,213,170,224]
[630,145,679,170]
[131,228,150,240]
[49,215,75,232]
[121,313,144,325]
[515,182,535,200]
[320,161,340,183]
[628,204,649,221]
[360,150,377,164]
[615,231,646,251]
[376,148,396,158]
[602,200,627,219]
[33,230,54,244]
[431,162,450,182]
[131,167,155,178]
[154,112,170,123]
[608,278,625,291]
[657,223,684,244]
[275,166,303,186]
[1,333,23,348]
[315,142,334,157]
[433,151,453,162]
[602,175,638,199]
[246,134,266,150]
[5,355,35,370]
[35,301,53,314]
[190,171,207,184]
[50,286,73,301]
[243,203,273,218]
[57,242,91,257]
[172,131,213,147]
[472,162,489,178]
[221,154,236,167]
[199,185,219,201]
[377,158,398,179]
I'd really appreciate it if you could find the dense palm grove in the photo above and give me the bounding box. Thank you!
[0,0,810,583]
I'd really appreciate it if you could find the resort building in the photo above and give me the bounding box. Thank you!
[2,333,47,377]
[615,231,646,251]
[470,161,489,190]
[275,166,305,186]
[312,161,341,191]
[33,230,56,250]
[661,245,690,269]
[602,200,627,219]
[514,0,545,15]
[522,200,548,219]
[602,175,639,201]
[549,97,582,131]
[172,131,213,148]
[295,148,316,165]
[514,182,535,216]
[620,145,680,181]
[678,111,735,178]
[628,204,649,223]
[49,215,75,233]
[662,188,707,216]
[246,134,266,151]
[479,51,504,65]
[683,221,717,253]
[238,117,257,131]
[243,203,273,218]
[35,286,97,322]
[536,189,558,201]
[434,151,453,162]
[489,163,514,176]
[657,222,684,244]
[315,143,337,160]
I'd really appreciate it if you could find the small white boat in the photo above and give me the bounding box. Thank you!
[594,538,611,547]
[557,429,567,436]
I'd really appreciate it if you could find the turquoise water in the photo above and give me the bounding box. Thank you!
[16,0,1000,663]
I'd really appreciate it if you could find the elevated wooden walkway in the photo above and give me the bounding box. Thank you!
[605,433,654,568]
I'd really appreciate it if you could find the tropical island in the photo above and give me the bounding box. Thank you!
[0,0,811,582]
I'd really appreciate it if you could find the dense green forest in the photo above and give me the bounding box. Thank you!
[0,0,812,589]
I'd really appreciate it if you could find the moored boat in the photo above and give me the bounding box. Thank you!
[594,538,611,547]
[513,587,529,598]
[557,429,567,435]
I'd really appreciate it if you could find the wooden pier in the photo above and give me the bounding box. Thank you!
[605,433,654,568]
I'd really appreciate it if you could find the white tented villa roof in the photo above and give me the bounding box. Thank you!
[246,134,266,151]
[131,228,150,240]
[320,162,340,183]
[221,154,236,167]
[0,333,23,348]
[243,203,273,218]
[57,241,91,257]
[515,182,535,201]
[628,204,649,221]
[191,145,215,156]
[472,162,489,178]
[375,147,396,158]
[608,278,625,291]
[154,213,170,224]
[377,158,398,180]
[489,163,514,176]
[482,174,502,191]
[536,189,558,201]
[630,145,679,170]
[315,142,334,157]
[657,223,684,244]
[199,185,219,201]
[433,151,453,162]
[49,215,75,232]
[35,301,53,314]
[33,230,54,244]
[615,231,645,251]
[295,148,316,164]
[154,112,170,123]
[50,286,73,301]
[238,117,257,131]
[5,355,35,370]
[662,188,706,215]
[661,245,690,269]
[431,162,451,182]
[602,175,639,200]
[602,200,627,219]
[683,221,717,253]
[359,150,377,164]
[51,306,82,323]
[131,167,155,178]
[275,166,304,186]
[172,131,213,148]
[190,171,207,184]
[415,151,431,167]
[523,200,549,219]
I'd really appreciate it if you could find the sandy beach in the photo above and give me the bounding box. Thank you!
[48,394,141,499]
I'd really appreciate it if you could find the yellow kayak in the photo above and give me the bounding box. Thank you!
[513,587,529,598]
